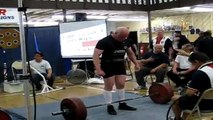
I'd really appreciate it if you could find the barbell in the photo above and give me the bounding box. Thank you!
[52,83,174,120]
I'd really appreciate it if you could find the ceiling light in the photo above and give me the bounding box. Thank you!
[86,15,108,19]
[107,17,147,21]
[23,22,59,26]
[192,7,213,12]
[171,7,191,11]
[51,15,74,20]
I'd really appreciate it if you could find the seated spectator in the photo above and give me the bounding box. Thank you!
[134,44,170,90]
[171,52,213,120]
[167,43,195,88]
[30,52,55,91]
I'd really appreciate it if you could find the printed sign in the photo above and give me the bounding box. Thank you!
[0,8,19,23]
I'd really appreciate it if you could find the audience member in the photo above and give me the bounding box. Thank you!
[150,30,173,60]
[193,30,212,50]
[172,30,190,59]
[194,31,213,60]
[30,52,55,91]
[135,44,170,90]
[171,52,213,120]
[167,43,195,88]
[176,31,213,61]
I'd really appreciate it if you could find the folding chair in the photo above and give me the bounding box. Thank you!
[12,60,63,95]
[11,60,23,81]
[185,88,213,120]
[3,60,29,93]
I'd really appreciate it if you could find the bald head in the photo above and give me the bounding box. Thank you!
[154,44,163,53]
[157,29,164,38]
[113,27,129,42]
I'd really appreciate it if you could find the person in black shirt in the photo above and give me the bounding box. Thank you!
[171,52,213,120]
[176,33,213,61]
[173,31,190,49]
[93,27,140,115]
[172,31,190,59]
[195,36,213,61]
[134,44,170,89]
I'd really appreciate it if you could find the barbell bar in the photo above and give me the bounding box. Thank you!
[52,83,174,120]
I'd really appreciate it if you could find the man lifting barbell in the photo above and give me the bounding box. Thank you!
[93,27,140,115]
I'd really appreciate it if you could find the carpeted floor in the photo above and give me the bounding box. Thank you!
[8,92,172,120]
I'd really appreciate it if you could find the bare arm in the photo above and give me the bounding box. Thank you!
[153,63,168,71]
[180,66,195,75]
[140,57,154,64]
[127,47,140,71]
[174,49,191,56]
[150,63,168,73]
[168,47,173,60]
[47,68,52,75]
[127,47,138,66]
[46,68,52,78]
[172,61,179,74]
[93,48,103,71]
[185,87,199,96]
[132,44,139,56]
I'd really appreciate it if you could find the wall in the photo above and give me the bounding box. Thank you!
[107,12,213,43]
[107,21,148,42]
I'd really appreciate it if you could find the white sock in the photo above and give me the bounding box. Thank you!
[116,89,125,101]
[103,90,112,105]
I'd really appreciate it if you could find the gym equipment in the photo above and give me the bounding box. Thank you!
[149,83,174,104]
[0,109,11,120]
[52,83,174,120]
[30,66,64,95]
[66,69,87,84]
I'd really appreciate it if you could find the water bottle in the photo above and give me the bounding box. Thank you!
[3,63,7,82]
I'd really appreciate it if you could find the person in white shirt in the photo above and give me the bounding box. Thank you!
[167,43,195,87]
[150,29,173,60]
[30,52,55,91]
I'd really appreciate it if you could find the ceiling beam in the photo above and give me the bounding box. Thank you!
[0,0,17,8]
[179,0,205,7]
[148,0,213,11]
[0,0,213,11]
[147,1,179,11]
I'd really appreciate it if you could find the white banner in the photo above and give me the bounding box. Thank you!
[0,8,19,23]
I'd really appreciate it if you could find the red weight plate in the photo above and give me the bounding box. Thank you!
[61,98,87,120]
[161,83,174,99]
[149,83,174,104]
[0,110,12,120]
